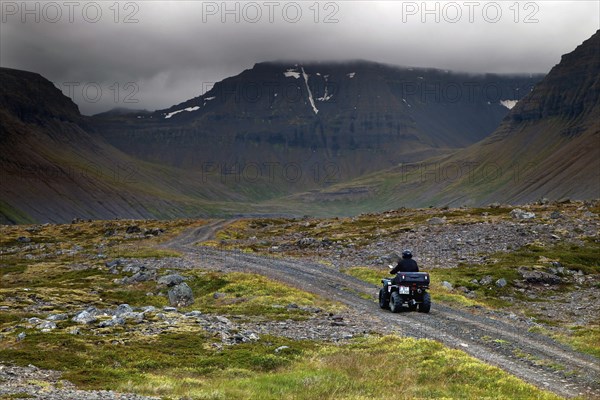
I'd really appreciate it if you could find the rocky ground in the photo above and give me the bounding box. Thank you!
[212,201,600,328]
[0,201,598,399]
[0,363,160,400]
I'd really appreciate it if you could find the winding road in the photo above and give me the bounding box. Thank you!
[163,221,600,399]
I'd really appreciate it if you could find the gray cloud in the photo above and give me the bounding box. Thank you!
[1,0,598,114]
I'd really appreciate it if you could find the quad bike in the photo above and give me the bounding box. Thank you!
[379,268,431,313]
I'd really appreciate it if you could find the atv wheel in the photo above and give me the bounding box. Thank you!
[379,288,389,309]
[418,292,431,313]
[390,292,403,313]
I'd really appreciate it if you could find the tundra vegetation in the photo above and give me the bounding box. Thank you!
[1,202,597,399]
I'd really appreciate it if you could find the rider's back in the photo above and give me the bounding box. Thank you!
[395,258,419,273]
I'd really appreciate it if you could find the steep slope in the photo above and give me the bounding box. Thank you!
[284,30,600,212]
[94,61,541,185]
[0,68,264,223]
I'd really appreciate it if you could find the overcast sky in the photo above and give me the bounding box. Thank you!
[1,1,598,114]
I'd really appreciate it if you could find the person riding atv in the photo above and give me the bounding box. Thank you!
[390,249,419,277]
[379,250,431,313]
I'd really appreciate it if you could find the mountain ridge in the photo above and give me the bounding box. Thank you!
[284,30,599,212]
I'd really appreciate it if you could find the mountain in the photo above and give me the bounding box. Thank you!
[93,61,541,186]
[0,68,265,224]
[2,45,588,223]
[287,31,600,212]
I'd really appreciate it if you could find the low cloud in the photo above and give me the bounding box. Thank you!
[1,0,598,114]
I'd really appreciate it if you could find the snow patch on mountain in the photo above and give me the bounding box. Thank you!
[203,96,216,106]
[284,68,301,79]
[301,67,319,115]
[347,72,356,79]
[500,99,518,109]
[317,74,333,102]
[164,106,200,119]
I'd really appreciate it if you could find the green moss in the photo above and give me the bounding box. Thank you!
[184,271,339,319]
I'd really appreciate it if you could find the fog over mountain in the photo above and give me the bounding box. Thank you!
[1,1,598,114]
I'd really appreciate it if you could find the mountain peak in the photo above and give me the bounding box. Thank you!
[509,29,600,123]
[0,67,81,124]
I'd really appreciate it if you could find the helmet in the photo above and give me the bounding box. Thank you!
[402,250,413,259]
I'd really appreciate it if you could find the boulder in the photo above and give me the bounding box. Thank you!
[115,304,133,316]
[441,281,453,290]
[121,270,156,285]
[185,310,203,318]
[428,217,446,225]
[495,278,508,288]
[549,211,562,219]
[157,274,186,287]
[275,345,290,353]
[37,321,57,332]
[168,283,194,307]
[105,259,122,269]
[145,227,164,236]
[72,309,97,324]
[121,312,145,323]
[520,269,561,285]
[510,209,536,220]
[479,275,493,286]
[47,313,68,321]
[141,305,157,313]
[126,225,142,234]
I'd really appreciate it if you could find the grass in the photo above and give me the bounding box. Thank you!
[565,326,600,358]
[182,270,340,319]
[529,325,600,359]
[0,333,562,400]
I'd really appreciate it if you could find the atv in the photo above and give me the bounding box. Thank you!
[379,270,431,313]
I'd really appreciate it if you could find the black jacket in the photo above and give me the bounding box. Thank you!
[390,258,419,274]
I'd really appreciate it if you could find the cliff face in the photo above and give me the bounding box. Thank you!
[289,31,600,210]
[404,30,600,206]
[93,61,541,181]
[424,30,600,205]
[509,31,600,124]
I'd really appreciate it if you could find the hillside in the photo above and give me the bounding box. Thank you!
[0,68,263,224]
[93,61,541,184]
[287,31,600,212]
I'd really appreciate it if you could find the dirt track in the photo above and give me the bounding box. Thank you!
[163,221,600,399]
